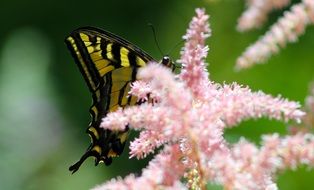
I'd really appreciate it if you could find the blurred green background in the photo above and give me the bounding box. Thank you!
[0,0,313,189]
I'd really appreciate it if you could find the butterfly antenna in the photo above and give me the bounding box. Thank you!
[168,39,185,71]
[167,38,185,57]
[148,23,164,56]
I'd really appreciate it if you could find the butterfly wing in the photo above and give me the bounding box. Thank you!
[65,27,155,173]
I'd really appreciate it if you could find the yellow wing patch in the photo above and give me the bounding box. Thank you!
[136,56,146,67]
[95,59,110,70]
[88,126,99,139]
[120,47,130,67]
[106,43,114,61]
[79,33,89,41]
[99,65,115,77]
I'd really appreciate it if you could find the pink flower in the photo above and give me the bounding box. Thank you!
[94,8,312,190]
[236,0,314,69]
[179,8,211,100]
[129,80,161,103]
[237,0,291,31]
[206,83,304,126]
[92,145,187,190]
[207,133,314,189]
[129,130,166,159]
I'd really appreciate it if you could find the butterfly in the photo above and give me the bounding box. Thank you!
[65,26,174,173]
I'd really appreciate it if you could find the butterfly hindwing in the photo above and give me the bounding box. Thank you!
[65,27,154,173]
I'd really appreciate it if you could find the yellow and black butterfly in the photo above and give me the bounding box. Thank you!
[65,26,174,173]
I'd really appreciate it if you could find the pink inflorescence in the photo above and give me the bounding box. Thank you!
[94,8,312,190]
[236,0,314,70]
[237,0,291,31]
[179,8,211,100]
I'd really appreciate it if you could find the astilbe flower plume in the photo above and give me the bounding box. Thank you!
[237,0,291,31]
[236,0,314,70]
[93,8,313,190]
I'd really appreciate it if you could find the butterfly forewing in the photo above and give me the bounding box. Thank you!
[65,27,155,173]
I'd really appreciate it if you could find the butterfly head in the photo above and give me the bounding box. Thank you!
[161,56,175,71]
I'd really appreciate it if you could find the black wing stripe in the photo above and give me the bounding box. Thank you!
[65,38,96,92]
[128,51,137,67]
[103,72,113,113]
[127,66,138,105]
[88,35,97,45]
[72,32,101,91]
[117,82,128,106]
[100,38,109,60]
[111,43,121,67]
